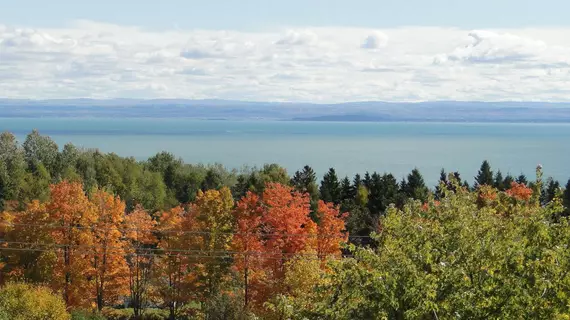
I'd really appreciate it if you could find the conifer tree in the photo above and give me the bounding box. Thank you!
[402,168,429,203]
[435,169,448,199]
[339,176,353,203]
[319,168,341,205]
[503,174,515,189]
[541,178,560,205]
[564,179,570,214]
[291,166,318,198]
[517,174,528,185]
[494,170,505,190]
[474,160,494,187]
[290,165,319,217]
[353,174,362,191]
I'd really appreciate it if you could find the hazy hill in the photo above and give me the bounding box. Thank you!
[0,99,569,122]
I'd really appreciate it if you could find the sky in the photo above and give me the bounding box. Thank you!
[1,0,570,102]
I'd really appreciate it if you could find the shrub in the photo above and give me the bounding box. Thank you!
[139,309,169,320]
[70,310,106,320]
[101,308,133,320]
[0,282,70,320]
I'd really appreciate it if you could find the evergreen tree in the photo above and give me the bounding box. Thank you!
[381,173,399,211]
[517,174,528,185]
[503,174,515,189]
[291,165,317,195]
[474,160,494,187]
[339,176,354,203]
[353,174,362,192]
[320,168,341,205]
[290,165,319,217]
[494,170,505,190]
[363,172,372,189]
[367,173,399,216]
[367,172,383,215]
[541,178,560,205]
[402,168,429,203]
[435,168,448,199]
[564,179,570,214]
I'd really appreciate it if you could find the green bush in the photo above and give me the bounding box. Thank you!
[139,309,169,320]
[99,308,169,320]
[102,308,133,320]
[0,282,70,320]
[70,310,106,320]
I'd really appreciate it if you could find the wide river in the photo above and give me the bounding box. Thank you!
[1,118,569,186]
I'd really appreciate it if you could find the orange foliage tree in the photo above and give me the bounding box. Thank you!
[0,200,53,283]
[155,206,194,319]
[47,181,97,308]
[90,190,129,310]
[506,182,533,202]
[124,205,157,318]
[315,200,347,260]
[232,191,265,309]
[261,183,315,275]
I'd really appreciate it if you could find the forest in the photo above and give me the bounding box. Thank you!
[1,130,570,319]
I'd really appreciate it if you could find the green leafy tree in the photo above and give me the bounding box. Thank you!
[201,168,224,191]
[22,129,59,176]
[301,176,570,319]
[233,164,289,199]
[20,162,51,203]
[474,160,493,187]
[146,152,182,191]
[319,168,341,205]
[57,143,81,182]
[0,132,26,208]
[132,170,168,212]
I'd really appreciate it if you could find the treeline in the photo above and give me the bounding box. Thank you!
[3,130,570,319]
[1,130,570,236]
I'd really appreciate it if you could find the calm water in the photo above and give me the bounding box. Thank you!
[1,118,569,186]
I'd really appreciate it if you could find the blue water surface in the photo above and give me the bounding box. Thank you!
[1,118,569,186]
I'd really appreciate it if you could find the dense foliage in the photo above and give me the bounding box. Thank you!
[0,282,70,320]
[1,130,570,319]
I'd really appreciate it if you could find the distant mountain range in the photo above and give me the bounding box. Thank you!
[1,99,570,122]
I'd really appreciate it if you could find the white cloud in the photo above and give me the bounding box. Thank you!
[361,32,389,49]
[275,30,319,46]
[1,21,570,102]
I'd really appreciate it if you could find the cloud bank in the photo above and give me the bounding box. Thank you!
[1,21,570,102]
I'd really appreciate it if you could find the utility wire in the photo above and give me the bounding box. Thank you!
[1,222,370,239]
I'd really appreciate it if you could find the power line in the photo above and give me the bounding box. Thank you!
[1,222,370,239]
[0,240,345,258]
[0,245,348,261]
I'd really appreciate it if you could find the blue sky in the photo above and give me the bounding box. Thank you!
[1,0,569,30]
